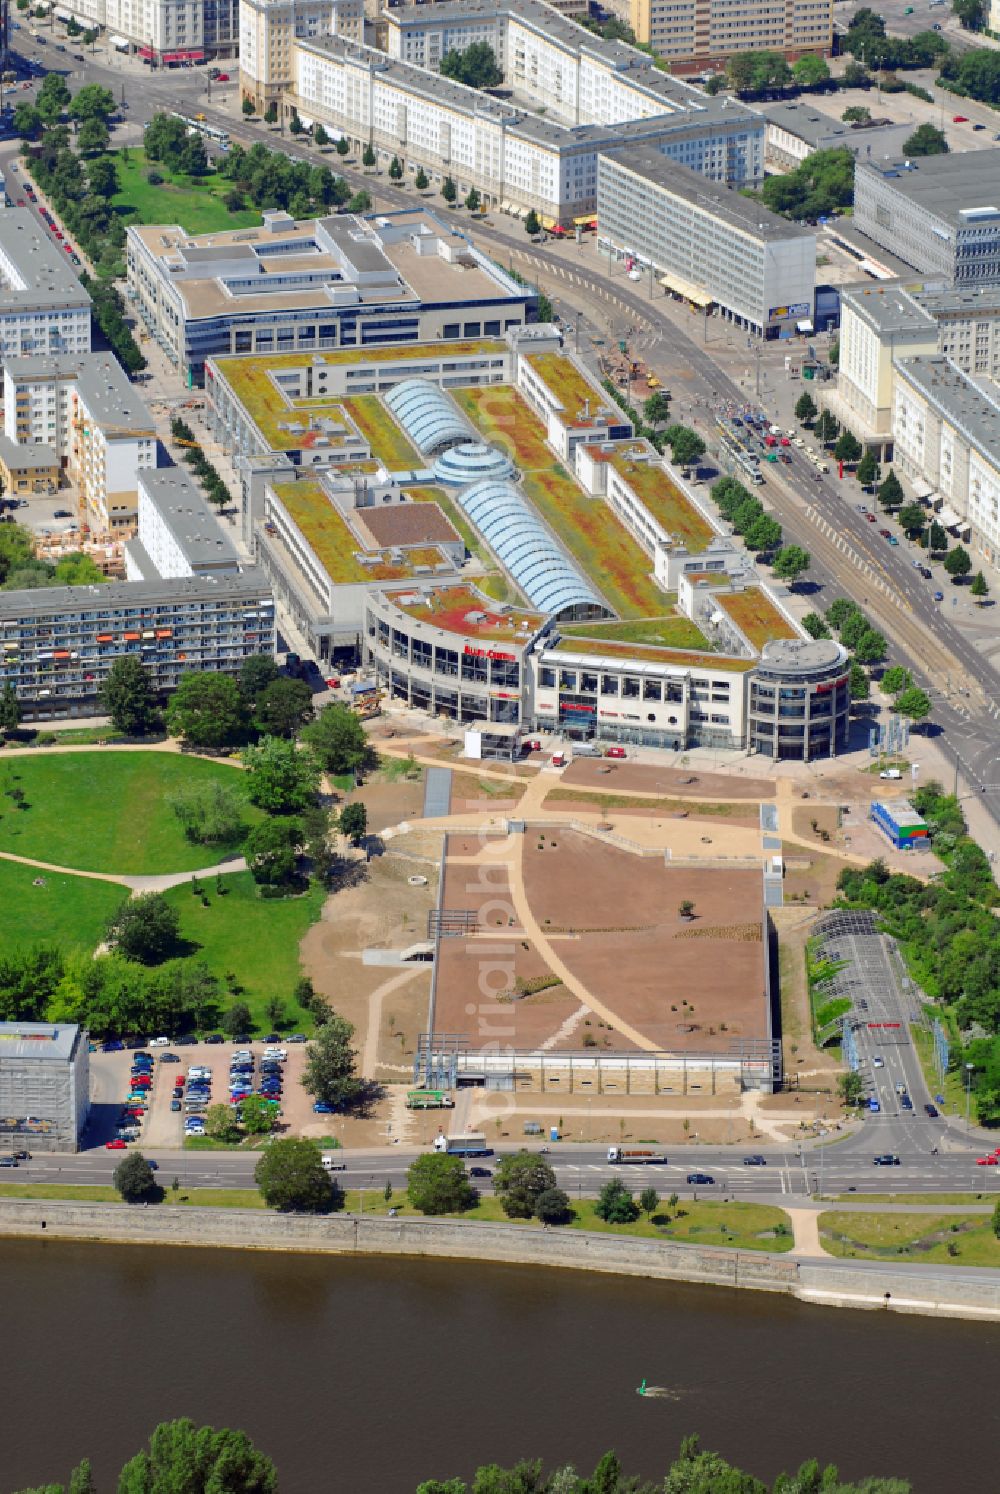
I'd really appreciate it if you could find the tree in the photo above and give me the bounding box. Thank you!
[264,101,278,125]
[815,409,839,446]
[254,677,315,738]
[335,135,350,157]
[302,1013,363,1110]
[204,1101,241,1144]
[895,685,932,726]
[168,780,246,846]
[180,134,208,176]
[643,391,671,428]
[854,628,887,665]
[13,103,44,140]
[772,545,811,586]
[68,1460,95,1494]
[839,610,870,650]
[238,654,279,708]
[222,1001,253,1038]
[953,0,986,29]
[113,1151,158,1203]
[745,514,783,553]
[896,502,926,537]
[944,544,972,579]
[801,612,831,640]
[881,665,912,697]
[99,656,159,736]
[439,40,503,89]
[117,1420,277,1494]
[849,661,870,701]
[301,701,371,775]
[88,155,120,200]
[239,1094,277,1136]
[242,736,319,815]
[289,111,303,136]
[842,105,871,123]
[441,175,457,204]
[69,84,115,122]
[971,570,990,601]
[928,520,949,553]
[388,155,403,181]
[37,73,71,123]
[76,117,109,155]
[0,682,21,738]
[314,122,329,146]
[415,166,429,190]
[242,96,255,117]
[339,800,368,845]
[838,1070,864,1106]
[594,1177,639,1224]
[534,1187,571,1225]
[406,1152,476,1215]
[855,450,880,489]
[254,1137,331,1212]
[105,893,180,966]
[794,391,817,425]
[524,208,541,236]
[792,54,830,89]
[493,1151,558,1219]
[903,122,949,156]
[638,1185,660,1219]
[834,429,862,465]
[245,818,302,889]
[362,142,376,169]
[664,424,706,469]
[166,672,246,751]
[992,1197,1000,1241]
[465,187,480,212]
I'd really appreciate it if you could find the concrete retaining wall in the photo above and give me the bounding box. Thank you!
[1,1201,998,1319]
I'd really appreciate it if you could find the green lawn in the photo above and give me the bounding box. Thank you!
[819,1209,1000,1266]
[0,752,256,875]
[560,615,710,650]
[0,857,126,956]
[112,150,260,234]
[911,1024,965,1116]
[163,870,325,1031]
[0,1182,264,1208]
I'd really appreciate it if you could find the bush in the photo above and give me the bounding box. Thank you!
[147,170,164,186]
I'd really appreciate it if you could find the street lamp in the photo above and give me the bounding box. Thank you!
[966,1062,975,1130]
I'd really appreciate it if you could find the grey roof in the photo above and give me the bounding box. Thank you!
[914,282,1000,317]
[873,799,926,829]
[839,281,937,336]
[763,101,911,157]
[895,353,1000,467]
[138,468,239,571]
[123,535,156,581]
[298,34,760,154]
[856,151,1000,231]
[0,431,57,469]
[758,637,848,673]
[0,1021,79,1062]
[599,148,813,243]
[2,353,154,435]
[0,568,274,619]
[0,210,90,311]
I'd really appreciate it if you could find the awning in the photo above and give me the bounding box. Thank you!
[659,271,712,308]
[540,216,557,230]
[163,47,204,60]
[936,504,963,528]
[138,44,154,57]
[109,34,129,47]
[573,214,597,227]
[54,8,71,19]
[913,481,934,500]
[797,320,814,333]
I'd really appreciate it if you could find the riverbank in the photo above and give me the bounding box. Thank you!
[4,1198,1000,1322]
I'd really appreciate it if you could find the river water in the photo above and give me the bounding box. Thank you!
[3,1240,998,1493]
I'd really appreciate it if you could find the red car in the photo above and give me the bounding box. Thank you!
[605,746,626,759]
[780,437,790,446]
[326,677,340,689]
[976,1155,999,1165]
[953,115,969,122]
[216,72,229,81]
[106,1139,127,1149]
[131,1076,152,1087]
[879,528,891,539]
[866,512,877,523]
[16,198,24,206]
[523,739,541,752]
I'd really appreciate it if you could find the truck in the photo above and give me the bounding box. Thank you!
[433,1132,492,1157]
[607,1147,667,1164]
[406,1089,455,1110]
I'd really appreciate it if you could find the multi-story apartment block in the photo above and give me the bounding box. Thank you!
[127,207,534,382]
[0,354,157,532]
[892,353,1000,568]
[627,0,832,71]
[0,211,91,360]
[126,468,242,582]
[854,152,1000,285]
[597,146,816,337]
[239,0,363,110]
[55,0,240,62]
[0,569,275,719]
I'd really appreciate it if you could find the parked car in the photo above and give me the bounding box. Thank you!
[102,1039,124,1052]
[205,1034,224,1044]
[313,1101,334,1114]
[158,1052,180,1063]
[149,1036,170,1046]
[866,512,877,523]
[170,1100,182,1112]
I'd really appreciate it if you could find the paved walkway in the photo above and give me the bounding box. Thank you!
[787,1208,825,1258]
[0,847,247,894]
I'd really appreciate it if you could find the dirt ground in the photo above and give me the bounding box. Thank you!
[449,771,527,815]
[771,907,843,1093]
[562,759,774,800]
[790,803,843,846]
[348,775,427,834]
[780,843,846,908]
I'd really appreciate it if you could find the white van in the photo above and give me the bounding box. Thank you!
[322,1154,346,1171]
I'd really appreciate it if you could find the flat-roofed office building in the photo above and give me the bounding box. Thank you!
[0,1022,90,1152]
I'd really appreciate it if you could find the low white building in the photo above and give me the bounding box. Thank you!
[126,468,241,582]
[597,146,816,338]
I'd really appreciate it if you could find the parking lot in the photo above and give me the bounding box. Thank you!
[91,1039,321,1152]
[6,495,81,539]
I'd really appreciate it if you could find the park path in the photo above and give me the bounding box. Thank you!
[360,963,430,1077]
[0,847,247,894]
[786,1208,826,1259]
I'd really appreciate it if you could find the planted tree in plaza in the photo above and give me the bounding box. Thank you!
[242,736,319,815]
[971,570,990,602]
[105,893,180,966]
[336,135,350,157]
[113,1151,159,1204]
[814,409,839,446]
[594,1177,639,1225]
[255,1138,332,1212]
[664,424,706,470]
[794,391,817,425]
[876,470,903,511]
[880,666,912,698]
[838,1070,864,1106]
[898,502,927,537]
[406,1152,476,1215]
[643,391,671,428]
[465,187,480,212]
[362,142,376,169]
[854,628,887,666]
[389,155,403,180]
[69,84,115,122]
[99,656,159,736]
[745,514,783,554]
[524,208,540,236]
[302,1013,363,1111]
[493,1152,558,1219]
[289,111,303,135]
[855,450,880,489]
[833,429,862,466]
[415,166,429,190]
[848,661,870,701]
[301,701,372,777]
[242,97,255,117]
[314,122,329,146]
[167,672,246,751]
[264,101,278,125]
[895,685,932,727]
[801,612,831,640]
[944,544,972,580]
[441,175,457,204]
[772,545,811,587]
[928,521,949,554]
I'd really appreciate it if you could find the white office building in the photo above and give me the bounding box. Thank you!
[0,210,91,360]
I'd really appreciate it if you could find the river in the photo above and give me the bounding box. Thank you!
[3,1239,997,1492]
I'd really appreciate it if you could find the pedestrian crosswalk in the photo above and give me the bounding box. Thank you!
[804,506,898,604]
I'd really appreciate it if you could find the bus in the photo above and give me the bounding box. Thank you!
[169,111,230,151]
